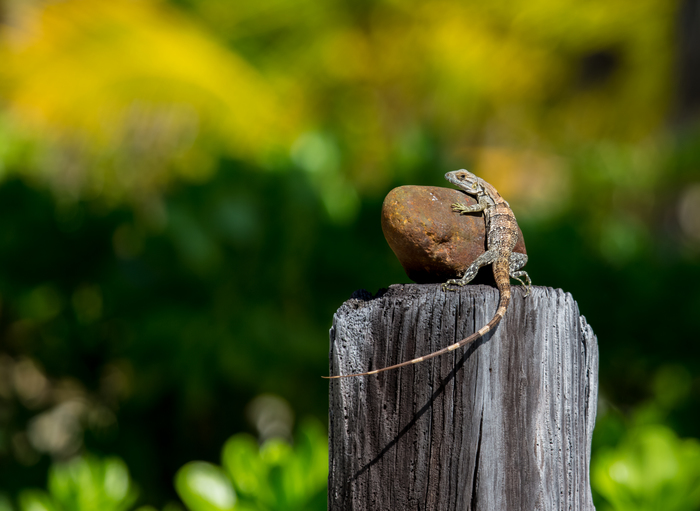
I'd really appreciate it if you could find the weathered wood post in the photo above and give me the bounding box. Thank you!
[328,284,598,510]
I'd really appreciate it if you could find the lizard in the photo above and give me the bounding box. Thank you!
[324,169,531,379]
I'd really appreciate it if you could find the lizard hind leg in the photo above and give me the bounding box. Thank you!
[510,271,531,296]
[508,252,531,296]
[442,249,497,291]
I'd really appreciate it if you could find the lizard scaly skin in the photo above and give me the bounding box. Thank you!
[324,170,531,379]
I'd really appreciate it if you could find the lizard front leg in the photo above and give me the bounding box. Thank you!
[442,249,497,291]
[508,252,531,296]
[452,202,485,215]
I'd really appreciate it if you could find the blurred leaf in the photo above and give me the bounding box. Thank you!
[17,490,57,511]
[592,424,700,511]
[175,462,236,511]
[221,419,328,511]
[18,286,63,323]
[291,131,359,224]
[220,435,265,499]
[47,455,138,511]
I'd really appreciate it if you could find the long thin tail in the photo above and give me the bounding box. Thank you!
[323,290,510,379]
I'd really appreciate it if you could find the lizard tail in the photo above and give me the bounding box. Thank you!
[323,289,510,379]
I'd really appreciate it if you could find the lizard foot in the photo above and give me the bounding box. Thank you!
[510,272,532,297]
[451,203,467,214]
[451,202,484,215]
[441,279,466,292]
[442,254,489,292]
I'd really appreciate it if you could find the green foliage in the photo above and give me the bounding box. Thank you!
[0,0,678,199]
[0,0,698,507]
[0,164,380,504]
[48,456,138,511]
[592,363,700,510]
[9,456,138,511]
[17,490,58,511]
[592,424,700,511]
[175,419,327,511]
[1,419,327,511]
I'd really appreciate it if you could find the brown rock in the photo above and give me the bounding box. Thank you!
[381,185,526,284]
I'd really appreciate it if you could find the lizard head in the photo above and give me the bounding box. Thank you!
[444,169,482,194]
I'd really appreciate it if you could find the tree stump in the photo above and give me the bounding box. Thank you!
[328,284,598,510]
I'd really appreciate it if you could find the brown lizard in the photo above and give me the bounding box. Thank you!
[324,169,531,379]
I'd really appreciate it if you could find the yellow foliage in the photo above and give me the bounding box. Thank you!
[0,0,681,200]
[268,0,676,195]
[0,0,298,198]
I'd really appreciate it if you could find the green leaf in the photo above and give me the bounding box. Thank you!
[17,490,58,511]
[220,419,328,511]
[221,434,266,499]
[47,455,138,511]
[175,462,237,511]
[592,424,700,511]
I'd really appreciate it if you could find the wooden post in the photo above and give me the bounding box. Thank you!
[328,284,598,510]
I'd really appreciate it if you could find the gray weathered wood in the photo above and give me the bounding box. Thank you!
[328,284,598,510]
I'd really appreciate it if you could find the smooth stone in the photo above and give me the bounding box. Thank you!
[381,185,527,284]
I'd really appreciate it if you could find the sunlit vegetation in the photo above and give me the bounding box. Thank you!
[0,0,698,509]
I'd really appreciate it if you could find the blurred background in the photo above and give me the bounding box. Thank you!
[0,0,699,509]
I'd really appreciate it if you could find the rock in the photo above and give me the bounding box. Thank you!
[381,185,527,284]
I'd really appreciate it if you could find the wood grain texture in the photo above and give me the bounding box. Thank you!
[328,284,598,510]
